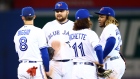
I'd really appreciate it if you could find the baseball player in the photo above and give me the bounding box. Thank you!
[42,1,74,79]
[95,7,126,79]
[14,7,49,79]
[69,9,103,79]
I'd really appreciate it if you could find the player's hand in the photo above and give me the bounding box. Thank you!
[46,72,52,79]
[93,61,103,67]
[45,72,50,76]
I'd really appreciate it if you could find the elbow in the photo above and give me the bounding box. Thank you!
[95,45,102,52]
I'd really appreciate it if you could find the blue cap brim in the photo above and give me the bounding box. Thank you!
[95,12,106,15]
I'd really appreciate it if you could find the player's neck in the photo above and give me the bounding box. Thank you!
[24,21,34,25]
[58,19,68,24]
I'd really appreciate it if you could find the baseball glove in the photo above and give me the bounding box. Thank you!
[48,47,55,60]
[97,64,113,78]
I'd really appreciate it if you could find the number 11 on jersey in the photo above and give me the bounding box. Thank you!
[72,42,85,57]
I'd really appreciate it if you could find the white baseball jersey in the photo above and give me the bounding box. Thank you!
[42,20,74,60]
[42,20,74,79]
[99,24,125,79]
[69,29,100,79]
[14,25,47,61]
[69,29,99,62]
[99,24,122,57]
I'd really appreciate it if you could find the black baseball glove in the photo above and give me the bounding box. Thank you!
[48,47,55,60]
[47,76,52,79]
[97,64,113,78]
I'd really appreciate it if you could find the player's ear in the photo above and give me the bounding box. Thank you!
[21,16,25,20]
[33,15,36,19]
[66,10,69,15]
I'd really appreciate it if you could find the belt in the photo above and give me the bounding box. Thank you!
[110,56,119,61]
[54,59,72,62]
[19,60,37,63]
[73,62,94,66]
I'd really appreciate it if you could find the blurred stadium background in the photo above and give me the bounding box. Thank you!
[0,0,140,79]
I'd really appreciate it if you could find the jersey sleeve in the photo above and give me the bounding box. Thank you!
[89,31,100,48]
[37,29,48,49]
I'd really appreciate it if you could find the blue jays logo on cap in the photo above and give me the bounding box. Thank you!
[20,7,35,17]
[54,1,68,10]
[75,9,93,20]
[57,3,62,7]
[100,7,104,11]
[95,7,115,17]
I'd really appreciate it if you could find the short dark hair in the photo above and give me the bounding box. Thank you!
[73,18,93,30]
[24,16,34,21]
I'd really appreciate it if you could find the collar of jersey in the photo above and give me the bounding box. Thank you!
[24,25,33,27]
[59,19,69,25]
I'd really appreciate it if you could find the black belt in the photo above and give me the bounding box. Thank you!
[73,62,94,66]
[110,56,119,61]
[54,59,72,62]
[19,60,37,63]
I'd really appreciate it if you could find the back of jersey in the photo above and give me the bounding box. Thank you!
[14,25,47,61]
[69,29,99,62]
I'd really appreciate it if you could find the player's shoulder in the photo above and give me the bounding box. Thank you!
[82,29,98,38]
[105,24,116,29]
[84,29,97,34]
[67,20,74,26]
[14,26,24,35]
[44,20,57,25]
[43,20,57,29]
[104,24,118,32]
[68,20,74,23]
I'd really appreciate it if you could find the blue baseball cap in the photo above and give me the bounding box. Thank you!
[20,7,35,17]
[75,9,93,20]
[54,1,68,10]
[95,7,115,17]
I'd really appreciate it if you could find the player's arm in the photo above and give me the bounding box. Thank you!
[103,37,116,59]
[90,31,103,65]
[101,26,117,59]
[38,29,50,72]
[94,45,103,64]
[40,47,50,72]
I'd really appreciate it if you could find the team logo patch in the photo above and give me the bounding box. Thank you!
[57,3,62,7]
[100,7,104,11]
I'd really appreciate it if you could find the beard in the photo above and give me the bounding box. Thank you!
[56,15,67,23]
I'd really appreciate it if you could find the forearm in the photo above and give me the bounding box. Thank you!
[40,47,50,72]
